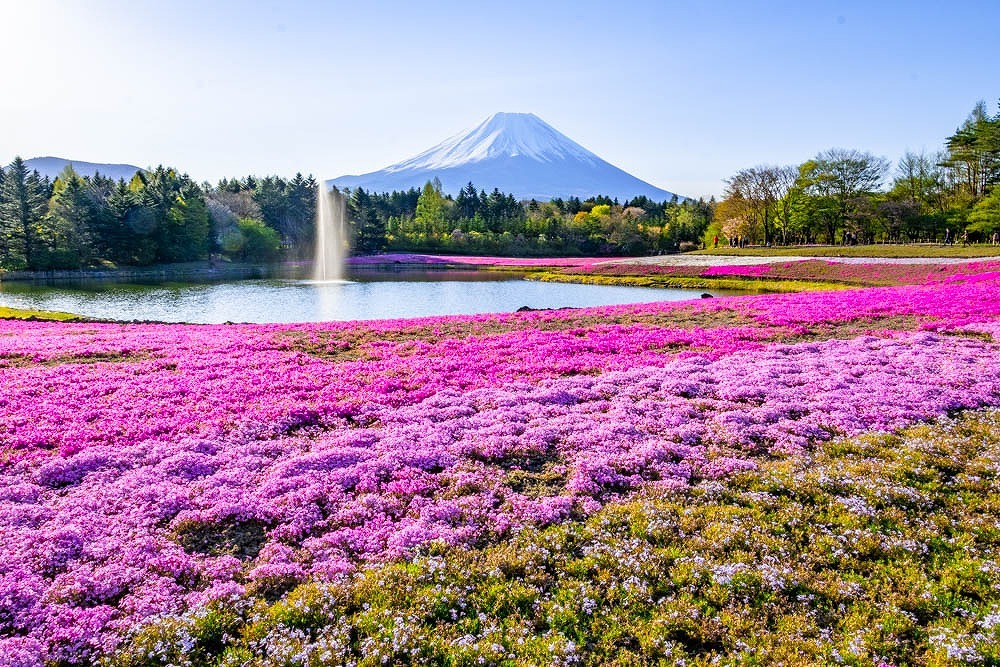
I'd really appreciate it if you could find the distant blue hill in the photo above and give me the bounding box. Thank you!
[24,156,143,182]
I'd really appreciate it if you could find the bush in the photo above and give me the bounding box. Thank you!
[224,218,281,263]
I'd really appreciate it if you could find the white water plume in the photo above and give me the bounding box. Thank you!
[313,184,348,281]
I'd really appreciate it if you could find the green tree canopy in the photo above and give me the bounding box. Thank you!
[0,157,48,268]
[414,180,447,234]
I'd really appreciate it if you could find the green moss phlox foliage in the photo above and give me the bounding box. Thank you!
[111,410,1000,666]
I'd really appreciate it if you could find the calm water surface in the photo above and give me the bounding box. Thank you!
[0,271,727,324]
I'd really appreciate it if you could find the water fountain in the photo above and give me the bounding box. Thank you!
[313,184,348,281]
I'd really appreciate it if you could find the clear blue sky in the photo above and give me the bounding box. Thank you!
[1,0,997,199]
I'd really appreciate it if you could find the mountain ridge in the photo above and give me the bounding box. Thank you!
[331,113,683,202]
[23,156,143,182]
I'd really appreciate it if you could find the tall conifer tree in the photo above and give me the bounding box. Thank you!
[0,157,48,268]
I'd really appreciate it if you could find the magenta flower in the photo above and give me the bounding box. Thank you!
[2,263,1000,659]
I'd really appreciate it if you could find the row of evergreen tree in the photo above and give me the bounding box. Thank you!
[0,163,319,271]
[343,180,709,257]
[0,157,709,271]
[0,160,216,270]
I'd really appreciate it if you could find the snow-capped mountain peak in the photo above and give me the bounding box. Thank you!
[386,112,599,172]
[331,113,683,202]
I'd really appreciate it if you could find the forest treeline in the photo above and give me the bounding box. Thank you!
[1,101,997,270]
[0,165,317,271]
[713,100,1000,246]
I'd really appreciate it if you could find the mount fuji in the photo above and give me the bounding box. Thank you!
[330,113,683,202]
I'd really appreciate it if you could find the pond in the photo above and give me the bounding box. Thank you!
[0,270,728,324]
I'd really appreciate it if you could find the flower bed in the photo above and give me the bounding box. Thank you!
[109,410,1000,666]
[569,258,1000,286]
[2,266,1000,663]
[347,253,616,268]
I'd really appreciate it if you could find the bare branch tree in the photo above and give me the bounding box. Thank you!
[723,165,787,245]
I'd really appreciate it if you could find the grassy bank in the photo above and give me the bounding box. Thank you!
[693,244,1000,259]
[530,271,850,293]
[0,306,82,321]
[540,258,1000,290]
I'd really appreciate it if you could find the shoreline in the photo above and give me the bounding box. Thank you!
[4,247,1000,283]
[0,259,552,283]
[528,271,849,293]
[0,260,285,283]
[4,250,998,291]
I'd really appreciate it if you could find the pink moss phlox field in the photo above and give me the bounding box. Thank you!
[578,258,1000,285]
[347,253,615,267]
[701,263,774,277]
[3,271,1000,660]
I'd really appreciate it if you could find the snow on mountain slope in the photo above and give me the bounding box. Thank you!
[386,112,600,171]
[331,113,684,202]
[24,156,143,182]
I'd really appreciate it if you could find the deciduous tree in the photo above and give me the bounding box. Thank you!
[722,165,783,244]
[414,180,447,234]
[807,149,889,242]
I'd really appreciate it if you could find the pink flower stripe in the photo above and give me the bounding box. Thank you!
[2,271,1000,660]
[347,253,615,267]
[701,264,775,277]
[578,258,1000,285]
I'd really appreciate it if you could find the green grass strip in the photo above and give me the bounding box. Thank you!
[693,244,1000,258]
[0,306,84,321]
[529,271,850,293]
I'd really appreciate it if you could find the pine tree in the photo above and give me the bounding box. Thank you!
[942,101,1000,198]
[105,181,156,265]
[0,157,48,269]
[357,207,387,255]
[284,173,317,250]
[40,165,98,268]
[456,182,479,219]
[159,185,210,262]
